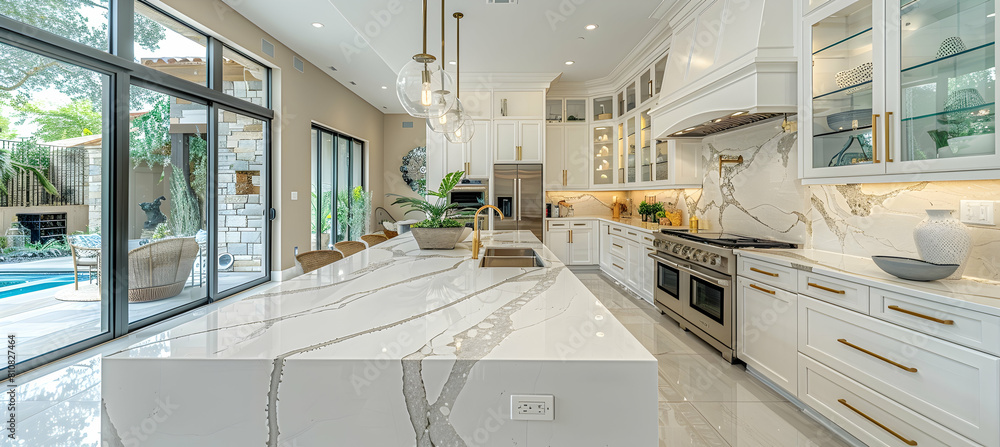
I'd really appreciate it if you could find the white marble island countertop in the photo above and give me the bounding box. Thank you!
[102,231,657,447]
[737,248,1000,316]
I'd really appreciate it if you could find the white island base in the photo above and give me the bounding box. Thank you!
[101,232,657,446]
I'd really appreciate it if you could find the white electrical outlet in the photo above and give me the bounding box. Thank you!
[291,191,298,201]
[510,394,554,421]
[960,200,996,226]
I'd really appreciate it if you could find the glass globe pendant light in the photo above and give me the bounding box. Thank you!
[396,0,456,118]
[446,12,476,144]
[427,1,467,134]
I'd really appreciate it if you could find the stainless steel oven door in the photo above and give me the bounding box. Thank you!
[681,264,733,348]
[648,252,689,317]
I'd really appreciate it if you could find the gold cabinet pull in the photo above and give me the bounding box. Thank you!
[612,243,623,249]
[837,339,918,373]
[838,399,917,446]
[613,263,623,270]
[750,284,776,295]
[872,114,881,163]
[888,305,954,325]
[808,282,846,295]
[750,267,779,277]
[568,229,573,244]
[563,169,567,186]
[885,111,894,163]
[573,223,587,226]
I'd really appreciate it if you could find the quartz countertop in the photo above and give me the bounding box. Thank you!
[547,215,686,234]
[102,231,658,446]
[737,248,1000,316]
[107,230,654,362]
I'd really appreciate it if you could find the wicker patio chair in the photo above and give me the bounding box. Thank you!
[127,237,199,303]
[334,241,367,257]
[361,234,388,247]
[68,234,101,290]
[296,250,344,274]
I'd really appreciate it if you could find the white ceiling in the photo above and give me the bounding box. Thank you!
[225,0,670,114]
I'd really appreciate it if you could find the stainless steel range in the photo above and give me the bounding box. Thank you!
[649,230,796,363]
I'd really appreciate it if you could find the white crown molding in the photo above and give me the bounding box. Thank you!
[459,72,561,91]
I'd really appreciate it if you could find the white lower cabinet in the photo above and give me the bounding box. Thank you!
[737,276,797,396]
[546,220,596,266]
[799,354,979,447]
[799,296,1000,447]
[596,222,655,303]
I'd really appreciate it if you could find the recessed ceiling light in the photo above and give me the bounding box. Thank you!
[381,86,388,89]
[585,24,598,30]
[565,61,575,65]
[311,22,324,28]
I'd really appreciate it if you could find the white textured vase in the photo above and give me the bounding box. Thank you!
[913,209,971,279]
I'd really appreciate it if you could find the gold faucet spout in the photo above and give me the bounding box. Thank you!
[472,205,504,260]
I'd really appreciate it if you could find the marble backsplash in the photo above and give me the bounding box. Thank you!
[546,119,1000,281]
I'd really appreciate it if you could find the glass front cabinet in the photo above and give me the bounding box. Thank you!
[803,0,1000,182]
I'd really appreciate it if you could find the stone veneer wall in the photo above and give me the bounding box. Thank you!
[218,111,265,272]
[547,119,1000,282]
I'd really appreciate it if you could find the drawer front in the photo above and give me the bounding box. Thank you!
[548,221,570,229]
[623,228,642,242]
[609,254,627,279]
[798,271,870,313]
[799,297,1000,446]
[569,221,594,230]
[609,236,627,259]
[870,288,1000,357]
[608,225,626,238]
[799,354,979,447]
[738,257,797,291]
[641,234,654,248]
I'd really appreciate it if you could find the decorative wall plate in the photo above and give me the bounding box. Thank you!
[400,146,427,194]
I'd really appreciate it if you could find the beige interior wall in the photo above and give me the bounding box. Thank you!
[156,0,386,272]
[381,115,427,222]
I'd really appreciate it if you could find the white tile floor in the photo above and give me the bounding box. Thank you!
[3,271,855,446]
[576,271,854,447]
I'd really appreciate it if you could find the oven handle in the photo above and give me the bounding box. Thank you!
[648,252,731,287]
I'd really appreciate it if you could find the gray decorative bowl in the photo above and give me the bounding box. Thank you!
[827,108,873,132]
[872,256,959,281]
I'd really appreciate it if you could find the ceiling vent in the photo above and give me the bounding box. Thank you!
[293,56,304,73]
[488,0,517,4]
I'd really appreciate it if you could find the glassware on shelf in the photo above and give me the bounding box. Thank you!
[593,126,614,185]
[898,0,996,163]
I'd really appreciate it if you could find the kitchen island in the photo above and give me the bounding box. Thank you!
[101,231,657,447]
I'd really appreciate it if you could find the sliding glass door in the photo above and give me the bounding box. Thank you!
[0,0,273,375]
[311,126,365,250]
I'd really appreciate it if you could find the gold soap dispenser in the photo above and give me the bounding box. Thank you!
[689,214,700,234]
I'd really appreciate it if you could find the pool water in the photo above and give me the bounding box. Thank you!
[0,273,88,299]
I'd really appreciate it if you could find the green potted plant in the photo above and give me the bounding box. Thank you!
[391,171,472,250]
[638,201,652,222]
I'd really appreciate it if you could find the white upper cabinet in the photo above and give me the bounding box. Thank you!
[546,124,590,189]
[802,0,1000,183]
[494,91,545,119]
[495,121,543,163]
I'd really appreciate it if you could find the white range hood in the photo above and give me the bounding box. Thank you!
[651,0,797,139]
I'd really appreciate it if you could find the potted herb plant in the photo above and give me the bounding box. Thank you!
[391,171,472,250]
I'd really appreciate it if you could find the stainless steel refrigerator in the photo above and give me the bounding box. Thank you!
[492,164,544,240]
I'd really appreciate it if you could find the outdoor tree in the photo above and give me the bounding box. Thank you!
[10,98,102,142]
[0,1,165,104]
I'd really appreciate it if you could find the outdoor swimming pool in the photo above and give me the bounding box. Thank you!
[0,273,88,299]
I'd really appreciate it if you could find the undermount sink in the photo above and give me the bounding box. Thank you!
[479,248,545,268]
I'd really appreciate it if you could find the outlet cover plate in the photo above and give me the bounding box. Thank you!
[510,394,554,421]
[960,200,996,226]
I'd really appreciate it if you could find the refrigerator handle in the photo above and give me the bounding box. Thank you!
[517,179,522,221]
